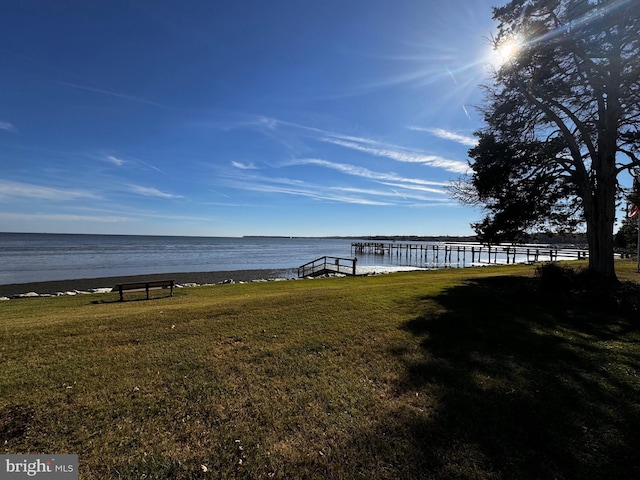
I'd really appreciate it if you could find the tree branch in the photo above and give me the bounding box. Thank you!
[616,147,640,173]
[515,79,591,193]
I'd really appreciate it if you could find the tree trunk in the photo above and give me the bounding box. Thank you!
[586,73,621,279]
[584,179,617,278]
[587,219,616,277]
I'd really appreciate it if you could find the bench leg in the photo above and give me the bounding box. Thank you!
[119,287,124,302]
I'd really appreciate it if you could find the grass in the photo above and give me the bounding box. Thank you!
[1,261,639,479]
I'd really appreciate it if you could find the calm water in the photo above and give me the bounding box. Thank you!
[0,233,436,285]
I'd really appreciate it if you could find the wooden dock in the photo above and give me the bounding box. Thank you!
[298,256,357,278]
[351,242,589,267]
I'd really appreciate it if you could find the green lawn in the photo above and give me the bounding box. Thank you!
[1,262,639,479]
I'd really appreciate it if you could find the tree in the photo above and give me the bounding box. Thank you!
[614,215,636,253]
[615,175,640,254]
[456,0,640,277]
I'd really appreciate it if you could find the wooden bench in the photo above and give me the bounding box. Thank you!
[114,280,175,301]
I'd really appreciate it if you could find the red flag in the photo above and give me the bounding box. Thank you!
[631,206,639,218]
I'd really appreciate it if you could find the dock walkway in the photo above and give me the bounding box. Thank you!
[351,242,589,267]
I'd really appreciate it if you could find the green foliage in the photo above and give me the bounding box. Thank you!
[535,262,577,300]
[468,133,580,242]
[616,177,640,254]
[615,216,638,253]
[534,261,637,311]
[629,177,640,210]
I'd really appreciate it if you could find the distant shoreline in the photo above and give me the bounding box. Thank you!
[2,231,588,244]
[2,231,478,241]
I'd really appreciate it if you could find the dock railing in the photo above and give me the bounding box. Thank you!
[298,256,357,278]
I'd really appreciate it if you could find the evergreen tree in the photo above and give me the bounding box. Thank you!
[454,0,640,277]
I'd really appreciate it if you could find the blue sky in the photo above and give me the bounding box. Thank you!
[0,0,501,237]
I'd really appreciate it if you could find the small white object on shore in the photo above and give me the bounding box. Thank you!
[90,288,113,294]
[356,265,428,275]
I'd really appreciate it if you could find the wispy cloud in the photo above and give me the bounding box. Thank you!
[378,181,449,195]
[220,171,393,205]
[71,205,213,224]
[60,82,161,107]
[330,186,452,203]
[103,154,165,173]
[0,212,131,223]
[322,137,469,173]
[106,155,126,166]
[230,115,469,174]
[231,161,258,170]
[133,157,165,174]
[462,105,471,120]
[128,185,183,199]
[0,121,16,133]
[292,158,449,193]
[0,180,100,201]
[238,182,391,205]
[216,157,460,207]
[214,116,466,205]
[410,126,477,147]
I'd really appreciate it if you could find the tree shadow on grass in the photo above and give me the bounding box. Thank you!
[355,276,640,479]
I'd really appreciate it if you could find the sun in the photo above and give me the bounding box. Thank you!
[497,39,520,62]
[492,36,523,68]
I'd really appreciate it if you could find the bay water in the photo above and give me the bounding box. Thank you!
[0,233,438,285]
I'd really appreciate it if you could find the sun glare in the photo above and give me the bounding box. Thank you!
[492,36,523,68]
[498,40,520,61]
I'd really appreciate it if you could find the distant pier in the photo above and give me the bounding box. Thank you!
[351,242,589,267]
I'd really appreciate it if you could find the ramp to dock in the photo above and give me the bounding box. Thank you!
[298,256,357,278]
